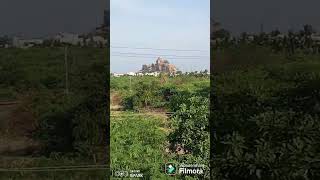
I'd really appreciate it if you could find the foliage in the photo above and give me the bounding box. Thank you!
[212,46,320,179]
[111,75,210,179]
[110,112,169,179]
[113,75,210,110]
[0,47,108,166]
[0,156,107,180]
[169,95,210,179]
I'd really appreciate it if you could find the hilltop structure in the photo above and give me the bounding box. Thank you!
[140,57,177,75]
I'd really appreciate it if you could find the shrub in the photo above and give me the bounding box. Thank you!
[169,96,210,178]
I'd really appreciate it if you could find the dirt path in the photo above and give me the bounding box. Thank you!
[0,103,17,133]
[0,101,41,156]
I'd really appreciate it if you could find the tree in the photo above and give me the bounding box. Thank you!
[303,24,314,36]
[270,29,281,37]
[212,29,231,40]
[176,70,183,75]
[169,95,209,178]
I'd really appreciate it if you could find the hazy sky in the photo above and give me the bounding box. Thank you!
[0,0,108,37]
[111,0,210,73]
[212,0,320,35]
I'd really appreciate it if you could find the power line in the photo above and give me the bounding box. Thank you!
[111,45,209,53]
[111,52,209,58]
[111,54,208,60]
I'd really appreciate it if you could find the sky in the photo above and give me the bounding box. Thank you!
[111,0,210,73]
[0,0,108,37]
[212,0,320,35]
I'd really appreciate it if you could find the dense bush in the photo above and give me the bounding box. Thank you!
[110,112,168,179]
[121,81,160,110]
[169,95,210,179]
[213,111,320,180]
[212,46,320,179]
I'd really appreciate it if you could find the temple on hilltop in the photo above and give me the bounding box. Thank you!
[140,57,177,75]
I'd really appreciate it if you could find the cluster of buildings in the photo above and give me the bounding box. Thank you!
[111,57,210,78]
[112,57,178,77]
[111,70,210,78]
[112,71,161,77]
[9,33,108,49]
[0,10,109,49]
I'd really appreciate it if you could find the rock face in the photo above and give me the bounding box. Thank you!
[141,57,177,74]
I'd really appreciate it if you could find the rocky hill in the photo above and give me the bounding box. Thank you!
[140,57,177,74]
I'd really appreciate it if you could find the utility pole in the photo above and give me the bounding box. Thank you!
[129,76,132,92]
[65,46,69,96]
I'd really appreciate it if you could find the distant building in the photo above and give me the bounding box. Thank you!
[111,71,161,77]
[54,33,82,46]
[112,73,125,77]
[2,9,108,49]
[127,72,136,76]
[12,37,43,48]
[0,36,10,48]
[92,36,108,47]
[140,57,177,75]
[311,34,320,42]
[50,32,107,47]
[145,72,160,76]
[248,35,255,41]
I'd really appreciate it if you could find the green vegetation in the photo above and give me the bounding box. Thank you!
[111,74,210,179]
[111,112,169,179]
[0,157,107,180]
[211,43,320,179]
[0,47,108,179]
